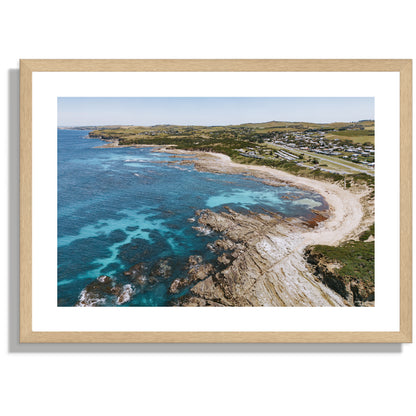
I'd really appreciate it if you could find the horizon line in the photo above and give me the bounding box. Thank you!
[58,119,375,128]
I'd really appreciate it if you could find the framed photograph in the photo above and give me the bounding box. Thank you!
[20,59,412,343]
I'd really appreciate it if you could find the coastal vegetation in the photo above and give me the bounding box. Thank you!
[306,224,375,305]
[309,240,374,284]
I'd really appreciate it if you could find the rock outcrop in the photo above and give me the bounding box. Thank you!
[178,208,348,307]
[76,275,136,307]
[150,258,172,279]
[124,263,148,286]
[169,255,214,294]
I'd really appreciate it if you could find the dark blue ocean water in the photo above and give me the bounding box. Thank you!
[58,129,327,306]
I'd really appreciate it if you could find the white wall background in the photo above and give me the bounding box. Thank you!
[1,1,414,415]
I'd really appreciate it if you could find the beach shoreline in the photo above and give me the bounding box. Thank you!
[156,147,373,245]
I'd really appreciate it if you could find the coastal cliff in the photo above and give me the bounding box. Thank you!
[305,241,375,307]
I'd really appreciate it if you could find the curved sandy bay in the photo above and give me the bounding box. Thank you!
[158,149,372,307]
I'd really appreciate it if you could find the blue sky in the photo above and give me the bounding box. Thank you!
[58,97,374,126]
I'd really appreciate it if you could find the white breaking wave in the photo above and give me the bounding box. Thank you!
[76,289,106,307]
[116,284,135,305]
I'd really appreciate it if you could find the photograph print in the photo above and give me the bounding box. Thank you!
[57,97,375,307]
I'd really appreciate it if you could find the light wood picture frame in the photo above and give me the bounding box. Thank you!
[20,59,412,343]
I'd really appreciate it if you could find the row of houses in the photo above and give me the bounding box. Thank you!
[265,131,375,165]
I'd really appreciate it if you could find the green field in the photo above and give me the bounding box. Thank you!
[326,128,375,145]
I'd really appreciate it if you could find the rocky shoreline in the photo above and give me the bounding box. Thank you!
[177,207,348,307]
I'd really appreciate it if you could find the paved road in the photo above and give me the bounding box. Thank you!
[273,144,374,177]
[310,154,374,176]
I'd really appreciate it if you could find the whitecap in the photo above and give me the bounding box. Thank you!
[76,289,106,307]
